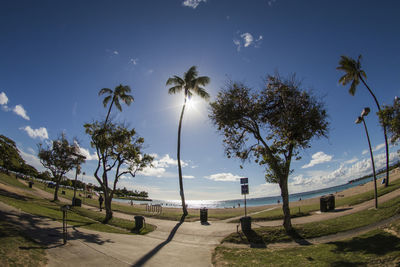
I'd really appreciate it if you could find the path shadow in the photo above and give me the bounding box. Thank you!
[132,214,186,267]
[330,231,400,256]
[0,188,31,201]
[241,229,266,248]
[333,208,352,213]
[1,208,112,250]
[287,228,312,246]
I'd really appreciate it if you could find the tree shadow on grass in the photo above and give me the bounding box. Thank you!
[0,188,31,201]
[287,228,312,246]
[241,229,266,248]
[330,231,400,256]
[1,208,112,250]
[132,214,186,266]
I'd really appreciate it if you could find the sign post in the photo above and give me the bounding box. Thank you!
[240,178,249,217]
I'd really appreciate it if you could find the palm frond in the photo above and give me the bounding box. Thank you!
[114,99,122,112]
[184,66,198,82]
[99,88,112,96]
[115,84,131,95]
[166,76,184,86]
[195,76,210,86]
[349,80,359,96]
[121,94,134,105]
[102,95,112,107]
[168,85,183,95]
[193,86,210,100]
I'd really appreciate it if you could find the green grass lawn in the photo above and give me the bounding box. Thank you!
[213,224,400,266]
[0,185,155,235]
[0,172,34,190]
[223,196,400,244]
[0,219,48,266]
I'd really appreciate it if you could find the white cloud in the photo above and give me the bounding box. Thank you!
[344,157,358,164]
[362,149,368,155]
[374,143,385,152]
[13,104,30,120]
[20,126,48,140]
[18,148,45,172]
[241,33,254,47]
[130,58,139,65]
[153,154,188,168]
[268,0,277,6]
[183,175,195,179]
[302,151,333,168]
[289,150,400,193]
[139,166,166,177]
[76,145,98,161]
[182,0,206,9]
[204,172,241,182]
[0,92,8,105]
[113,50,119,55]
[234,32,263,51]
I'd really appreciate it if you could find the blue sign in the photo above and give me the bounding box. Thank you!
[240,177,248,184]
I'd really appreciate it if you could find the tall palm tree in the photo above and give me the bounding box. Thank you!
[99,84,134,124]
[337,55,390,187]
[166,66,210,216]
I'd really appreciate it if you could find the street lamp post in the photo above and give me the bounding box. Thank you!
[355,107,378,209]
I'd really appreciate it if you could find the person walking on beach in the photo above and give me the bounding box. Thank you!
[99,195,104,211]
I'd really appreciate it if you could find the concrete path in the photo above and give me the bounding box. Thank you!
[2,180,400,266]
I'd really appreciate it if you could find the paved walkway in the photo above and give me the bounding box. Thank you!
[2,181,400,266]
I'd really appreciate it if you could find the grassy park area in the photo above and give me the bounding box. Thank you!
[0,173,155,235]
[213,220,400,266]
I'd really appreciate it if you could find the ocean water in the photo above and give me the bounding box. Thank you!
[114,174,386,209]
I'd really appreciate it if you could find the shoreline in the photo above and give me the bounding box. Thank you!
[116,169,400,211]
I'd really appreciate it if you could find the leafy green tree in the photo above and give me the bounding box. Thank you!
[0,135,25,172]
[378,97,400,145]
[38,134,85,201]
[0,134,38,177]
[166,66,210,216]
[99,84,134,124]
[85,121,153,222]
[209,74,328,232]
[337,55,390,187]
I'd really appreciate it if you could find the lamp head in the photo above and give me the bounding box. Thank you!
[355,116,363,124]
[361,107,370,117]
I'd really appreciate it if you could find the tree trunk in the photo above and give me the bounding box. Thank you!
[104,191,113,223]
[177,95,188,216]
[360,76,390,187]
[279,177,292,232]
[54,181,60,201]
[105,97,115,125]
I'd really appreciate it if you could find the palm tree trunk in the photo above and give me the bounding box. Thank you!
[105,97,115,124]
[177,96,188,216]
[363,119,378,208]
[360,76,390,187]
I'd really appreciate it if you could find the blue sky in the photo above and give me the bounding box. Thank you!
[1,0,399,200]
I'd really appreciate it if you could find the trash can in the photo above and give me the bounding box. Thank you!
[240,216,251,232]
[28,181,34,188]
[134,215,145,230]
[320,196,328,212]
[200,208,208,223]
[327,194,335,211]
[72,197,82,207]
[61,190,65,195]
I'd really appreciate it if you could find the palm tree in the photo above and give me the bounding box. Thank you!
[337,55,390,187]
[166,66,210,216]
[99,84,134,124]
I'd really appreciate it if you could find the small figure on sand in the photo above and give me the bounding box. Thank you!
[277,199,280,204]
[238,203,240,207]
[99,195,104,211]
[130,200,133,206]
